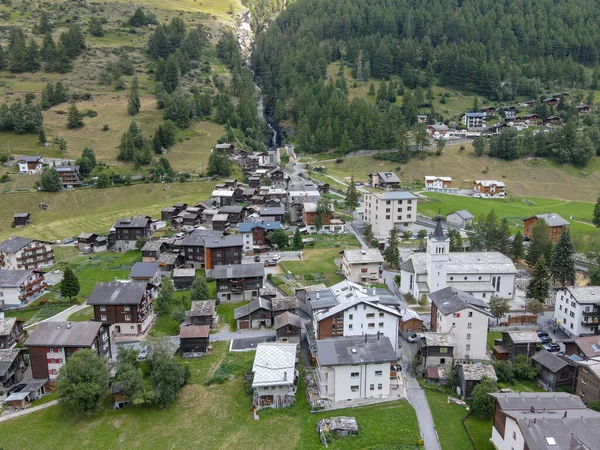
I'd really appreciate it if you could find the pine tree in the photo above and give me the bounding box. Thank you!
[38,128,46,145]
[345,176,360,210]
[448,229,464,252]
[88,17,104,37]
[497,218,512,256]
[128,76,141,116]
[526,219,553,266]
[526,256,551,303]
[550,227,575,286]
[66,103,84,129]
[512,231,524,259]
[60,266,80,301]
[593,194,600,228]
[292,228,304,251]
[385,228,401,269]
[36,12,53,35]
[190,276,210,301]
[473,136,486,156]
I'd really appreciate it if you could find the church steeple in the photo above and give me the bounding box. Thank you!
[426,206,450,293]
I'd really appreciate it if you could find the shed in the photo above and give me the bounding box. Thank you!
[457,364,497,399]
[13,213,31,228]
[532,350,577,391]
[173,268,196,290]
[179,324,210,356]
[274,311,302,343]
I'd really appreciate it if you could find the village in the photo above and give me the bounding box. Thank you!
[1,136,600,450]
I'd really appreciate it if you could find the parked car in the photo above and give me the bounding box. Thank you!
[137,347,148,360]
[254,256,261,262]
[407,333,420,343]
[536,330,549,338]
[544,343,561,352]
[473,193,482,198]
[272,254,281,261]
[264,260,277,267]
[539,336,552,345]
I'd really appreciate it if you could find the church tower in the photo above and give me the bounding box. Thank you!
[426,213,450,294]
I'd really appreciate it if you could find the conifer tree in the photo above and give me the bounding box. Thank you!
[60,266,80,301]
[128,76,141,116]
[66,103,84,129]
[550,227,575,286]
[526,256,551,303]
[345,176,360,210]
[292,228,304,251]
[512,231,524,259]
[526,219,552,266]
[593,194,600,228]
[385,228,401,269]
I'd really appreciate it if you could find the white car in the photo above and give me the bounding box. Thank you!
[272,254,282,261]
[473,193,482,198]
[407,333,420,343]
[137,347,148,360]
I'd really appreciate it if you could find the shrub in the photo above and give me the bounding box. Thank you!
[512,355,539,380]
[472,377,498,418]
[102,124,109,131]
[493,361,514,382]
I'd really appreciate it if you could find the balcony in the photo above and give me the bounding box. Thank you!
[581,320,599,327]
[582,310,600,317]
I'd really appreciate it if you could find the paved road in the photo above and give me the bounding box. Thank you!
[210,328,276,342]
[0,400,58,423]
[24,301,90,330]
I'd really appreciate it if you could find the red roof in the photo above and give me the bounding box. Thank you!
[179,325,210,339]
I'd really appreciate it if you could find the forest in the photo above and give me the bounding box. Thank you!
[252,0,600,155]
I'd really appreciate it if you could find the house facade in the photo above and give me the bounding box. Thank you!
[363,191,418,245]
[531,350,577,391]
[576,360,600,403]
[179,325,210,357]
[204,235,243,270]
[26,321,111,380]
[418,332,456,374]
[0,269,47,307]
[13,213,30,227]
[87,281,155,336]
[0,236,55,270]
[0,349,26,389]
[473,180,506,198]
[234,297,273,329]
[18,156,43,174]
[462,112,486,130]
[239,221,282,252]
[424,176,457,194]
[252,343,298,410]
[341,249,383,284]
[0,316,25,349]
[213,263,264,302]
[446,210,474,229]
[457,364,497,399]
[553,286,600,337]
[108,216,152,252]
[56,166,81,188]
[523,213,569,242]
[275,312,302,343]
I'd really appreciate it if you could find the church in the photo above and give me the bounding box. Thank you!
[399,216,517,302]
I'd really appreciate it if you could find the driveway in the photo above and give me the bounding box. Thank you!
[210,328,276,342]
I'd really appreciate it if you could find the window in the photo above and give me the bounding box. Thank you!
[351,386,359,392]
[386,208,390,213]
[570,323,574,329]
[386,215,390,220]
[47,358,53,364]
[379,312,384,318]
[351,372,359,378]
[100,306,106,311]
[101,315,107,321]
[377,384,383,390]
[361,268,368,273]
[51,369,57,375]
[368,323,375,328]
[440,347,448,353]
[453,313,460,318]
[124,306,130,312]
[397,208,402,212]
[370,384,374,391]
[468,312,473,317]
[467,322,472,328]
[440,358,445,364]
[125,315,131,321]
[375,370,382,377]
[349,324,353,330]
[349,314,353,320]
[379,322,384,327]
[467,334,471,340]
[366,313,375,318]
[513,431,516,440]
[466,344,471,351]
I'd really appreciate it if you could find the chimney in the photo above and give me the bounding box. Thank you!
[564,411,567,418]
[365,334,367,343]
[316,292,320,299]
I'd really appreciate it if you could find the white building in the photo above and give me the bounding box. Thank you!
[0,269,47,308]
[400,218,516,301]
[473,180,506,198]
[252,343,298,410]
[462,112,486,130]
[315,335,397,403]
[553,286,600,336]
[429,287,493,361]
[17,156,44,174]
[0,236,55,271]
[341,248,383,283]
[424,176,457,194]
[363,191,418,246]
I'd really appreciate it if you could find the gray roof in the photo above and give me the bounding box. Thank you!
[271,297,298,312]
[342,248,384,264]
[0,317,18,336]
[18,155,42,162]
[13,213,30,218]
[190,300,216,317]
[459,364,497,381]
[316,335,396,366]
[429,286,493,318]
[173,268,195,278]
[367,191,417,201]
[212,263,264,279]
[0,236,34,253]
[432,215,446,241]
[524,213,569,227]
[219,205,244,214]
[129,262,159,279]
[252,343,297,388]
[561,286,600,305]
[372,172,401,183]
[26,321,102,347]
[181,229,219,247]
[504,331,541,344]
[234,298,272,319]
[0,269,33,287]
[204,234,243,249]
[0,349,21,376]
[489,392,586,411]
[157,253,178,265]
[449,210,474,220]
[274,311,302,330]
[141,240,164,252]
[421,332,456,347]
[113,215,150,229]
[259,206,285,216]
[87,281,148,305]
[531,350,570,373]
[401,251,517,275]
[211,214,229,222]
[77,232,96,240]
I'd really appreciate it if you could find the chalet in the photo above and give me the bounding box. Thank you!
[315,335,398,403]
[212,143,235,155]
[252,343,298,409]
[77,233,107,253]
[479,106,497,115]
[341,248,383,284]
[264,197,283,208]
[522,99,538,107]
[108,216,152,252]
[417,332,455,377]
[188,300,217,328]
[269,168,285,182]
[517,113,541,124]
[0,236,54,270]
[239,221,282,252]
[473,180,506,198]
[56,166,81,188]
[235,297,273,329]
[398,308,423,337]
[0,269,47,307]
[129,262,161,285]
[287,181,321,198]
[202,208,219,224]
[161,207,177,221]
[275,312,302,343]
[218,205,245,224]
[427,123,449,138]
[576,359,600,403]
[577,104,591,115]
[259,206,285,222]
[26,321,111,380]
[13,213,30,228]
[446,210,474,229]
[302,202,332,234]
[242,188,256,202]
[456,364,497,399]
[180,211,202,227]
[141,240,167,262]
[424,176,456,194]
[204,235,243,270]
[87,281,154,336]
[0,349,25,389]
[262,187,287,201]
[179,324,210,357]
[272,296,298,317]
[317,182,330,194]
[493,331,540,361]
[157,252,180,278]
[544,115,561,126]
[17,156,43,174]
[0,316,25,349]
[173,268,195,290]
[211,190,235,207]
[489,392,600,450]
[416,114,428,123]
[543,97,559,106]
[501,105,517,119]
[180,229,216,269]
[462,112,486,130]
[244,154,260,174]
[523,213,569,242]
[248,175,262,188]
[369,172,401,190]
[531,350,576,391]
[213,262,264,302]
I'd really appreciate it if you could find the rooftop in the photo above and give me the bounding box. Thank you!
[141,240,164,252]
[429,286,493,318]
[274,311,302,330]
[531,350,570,373]
[399,308,423,323]
[0,269,33,288]
[259,206,285,215]
[234,298,272,319]
[449,209,474,220]
[113,215,150,229]
[560,286,600,305]
[211,214,230,222]
[204,234,243,249]
[342,248,384,264]
[0,317,18,336]
[372,172,401,183]
[173,268,196,278]
[474,179,506,187]
[18,155,42,162]
[316,335,396,366]
[0,349,21,376]
[574,335,600,358]
[252,342,297,387]
[524,213,569,227]
[212,263,265,279]
[421,332,456,347]
[0,236,35,253]
[271,297,298,312]
[211,190,234,197]
[179,324,210,339]
[490,392,586,412]
[366,191,417,201]
[504,331,541,344]
[401,251,517,275]
[87,281,147,305]
[26,321,102,347]
[238,221,281,233]
[129,262,160,279]
[190,300,216,317]
[459,363,497,381]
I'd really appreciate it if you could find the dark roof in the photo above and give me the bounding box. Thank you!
[0,269,33,287]
[0,236,34,253]
[181,229,219,247]
[219,206,244,214]
[113,215,150,229]
[0,349,21,376]
[129,262,159,279]
[87,281,147,305]
[271,297,298,312]
[204,234,243,249]
[259,207,285,216]
[429,286,492,317]
[234,298,272,319]
[238,221,282,232]
[212,263,264,279]
[179,324,210,338]
[13,213,30,218]
[316,335,396,366]
[531,350,570,373]
[274,312,302,330]
[18,156,42,162]
[489,392,585,411]
[432,214,446,241]
[26,321,102,347]
[190,300,216,317]
[141,240,165,252]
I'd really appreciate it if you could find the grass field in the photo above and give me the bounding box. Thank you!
[280,246,359,287]
[67,305,94,322]
[0,181,214,242]
[217,301,249,330]
[425,389,473,450]
[0,341,421,450]
[463,415,494,450]
[4,304,72,325]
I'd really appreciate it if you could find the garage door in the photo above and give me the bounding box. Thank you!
[239,321,249,329]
